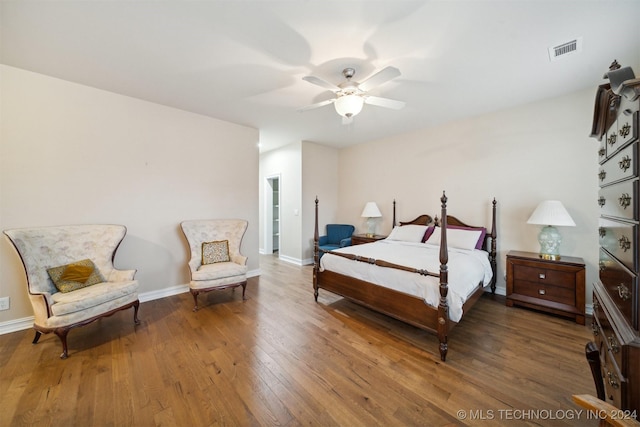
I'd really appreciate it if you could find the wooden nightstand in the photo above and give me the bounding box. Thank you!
[506,250,585,325]
[351,234,387,245]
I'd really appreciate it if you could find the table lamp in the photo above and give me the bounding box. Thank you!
[527,200,576,260]
[361,202,382,237]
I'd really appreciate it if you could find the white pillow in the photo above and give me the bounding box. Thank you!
[425,227,482,250]
[386,225,428,243]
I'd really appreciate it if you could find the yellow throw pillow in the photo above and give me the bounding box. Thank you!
[202,240,230,265]
[47,259,106,293]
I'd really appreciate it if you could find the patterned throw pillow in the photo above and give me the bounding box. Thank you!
[47,259,106,293]
[202,240,230,265]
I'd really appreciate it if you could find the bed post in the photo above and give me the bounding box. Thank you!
[438,191,449,362]
[489,198,497,294]
[392,199,396,228]
[313,196,319,301]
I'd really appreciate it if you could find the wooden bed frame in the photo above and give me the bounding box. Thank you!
[313,193,497,361]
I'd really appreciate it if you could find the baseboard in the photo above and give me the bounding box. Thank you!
[0,316,34,334]
[490,284,507,296]
[138,284,189,303]
[0,268,263,336]
[277,254,304,266]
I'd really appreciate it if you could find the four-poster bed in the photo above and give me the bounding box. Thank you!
[313,193,497,361]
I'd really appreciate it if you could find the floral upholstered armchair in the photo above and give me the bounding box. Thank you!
[4,224,140,359]
[180,219,248,311]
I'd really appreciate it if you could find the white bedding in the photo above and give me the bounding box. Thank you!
[319,240,493,322]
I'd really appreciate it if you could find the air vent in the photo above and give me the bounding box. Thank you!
[548,37,583,61]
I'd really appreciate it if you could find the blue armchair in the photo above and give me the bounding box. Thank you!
[318,224,355,255]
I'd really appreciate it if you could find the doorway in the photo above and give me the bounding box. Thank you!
[265,175,280,255]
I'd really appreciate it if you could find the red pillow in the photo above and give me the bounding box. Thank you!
[422,226,435,242]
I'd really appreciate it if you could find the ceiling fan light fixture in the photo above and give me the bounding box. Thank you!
[334,94,364,118]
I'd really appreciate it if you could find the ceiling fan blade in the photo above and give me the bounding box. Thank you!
[297,98,336,112]
[358,66,401,92]
[302,75,340,91]
[364,96,405,110]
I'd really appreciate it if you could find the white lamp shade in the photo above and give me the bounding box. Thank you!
[361,202,382,218]
[527,200,576,227]
[334,95,364,118]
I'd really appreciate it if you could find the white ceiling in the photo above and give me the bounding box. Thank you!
[2,1,640,153]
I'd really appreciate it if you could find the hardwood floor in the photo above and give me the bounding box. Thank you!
[0,254,600,426]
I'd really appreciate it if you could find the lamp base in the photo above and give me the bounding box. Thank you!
[366,217,376,237]
[538,225,562,260]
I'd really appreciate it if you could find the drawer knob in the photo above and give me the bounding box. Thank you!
[599,147,606,158]
[538,289,546,295]
[598,196,606,207]
[599,170,607,181]
[607,371,620,389]
[617,283,631,301]
[618,155,632,172]
[608,133,617,146]
[618,193,631,209]
[608,336,620,353]
[618,235,631,252]
[539,273,546,279]
[599,227,606,238]
[619,123,631,138]
[592,322,599,336]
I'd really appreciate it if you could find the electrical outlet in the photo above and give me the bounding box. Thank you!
[0,297,10,311]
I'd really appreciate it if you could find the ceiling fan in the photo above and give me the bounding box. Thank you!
[298,66,405,124]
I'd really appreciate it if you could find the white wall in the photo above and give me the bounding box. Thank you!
[337,88,600,300]
[259,142,302,264]
[0,65,259,327]
[259,141,339,265]
[301,141,339,263]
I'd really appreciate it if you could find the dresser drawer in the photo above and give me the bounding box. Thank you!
[599,217,638,271]
[599,178,639,221]
[617,100,639,148]
[593,293,624,373]
[602,346,625,408]
[606,124,621,158]
[599,138,608,164]
[599,249,638,329]
[599,142,638,186]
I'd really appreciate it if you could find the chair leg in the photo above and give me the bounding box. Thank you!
[54,328,70,359]
[133,300,141,325]
[32,330,42,344]
[241,282,247,300]
[191,290,200,312]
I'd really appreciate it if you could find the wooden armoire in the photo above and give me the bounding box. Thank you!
[588,60,640,413]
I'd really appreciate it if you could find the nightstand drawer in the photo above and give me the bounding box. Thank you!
[512,279,575,305]
[512,264,577,289]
